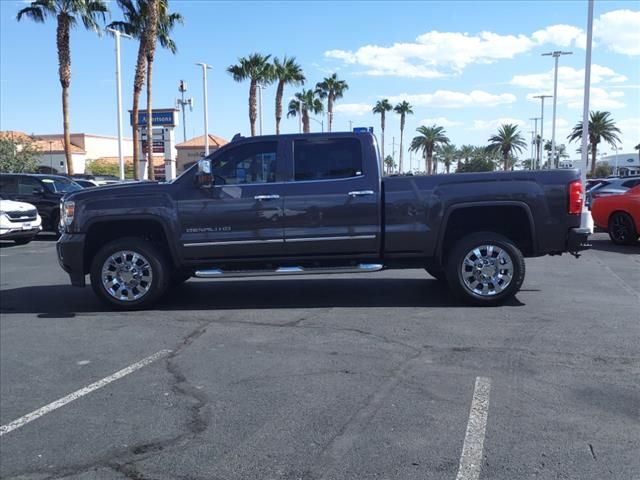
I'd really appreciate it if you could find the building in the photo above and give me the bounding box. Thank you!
[560,152,639,176]
[0,131,134,174]
[176,134,228,173]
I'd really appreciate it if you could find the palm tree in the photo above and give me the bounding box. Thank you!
[544,141,569,168]
[287,89,323,133]
[568,111,621,177]
[437,143,457,174]
[487,124,527,171]
[458,144,474,171]
[394,101,413,173]
[272,56,305,135]
[372,99,393,164]
[315,73,348,132]
[409,125,450,175]
[228,53,273,137]
[17,0,108,175]
[108,0,183,180]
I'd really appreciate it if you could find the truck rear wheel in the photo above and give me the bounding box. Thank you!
[445,232,525,306]
[90,237,169,310]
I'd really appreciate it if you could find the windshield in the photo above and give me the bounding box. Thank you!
[41,177,83,193]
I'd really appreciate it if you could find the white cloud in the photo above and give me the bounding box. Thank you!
[594,9,640,56]
[616,118,640,144]
[470,118,526,131]
[387,90,517,108]
[532,24,586,49]
[324,10,640,79]
[419,117,463,127]
[525,87,626,110]
[325,30,534,77]
[511,64,627,90]
[333,103,372,116]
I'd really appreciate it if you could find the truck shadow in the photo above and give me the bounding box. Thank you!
[0,278,524,315]
[588,237,640,254]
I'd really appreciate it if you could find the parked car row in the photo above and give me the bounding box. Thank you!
[585,176,640,208]
[591,185,640,245]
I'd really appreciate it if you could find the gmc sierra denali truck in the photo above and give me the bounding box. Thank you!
[56,132,590,309]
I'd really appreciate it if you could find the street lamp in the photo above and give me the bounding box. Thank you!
[106,27,132,180]
[257,84,265,136]
[613,144,619,175]
[195,63,213,156]
[533,95,552,168]
[529,117,540,169]
[542,50,572,169]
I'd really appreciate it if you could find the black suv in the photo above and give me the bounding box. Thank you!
[0,174,82,232]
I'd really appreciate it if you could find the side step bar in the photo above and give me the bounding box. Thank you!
[194,263,383,279]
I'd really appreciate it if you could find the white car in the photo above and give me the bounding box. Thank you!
[0,198,42,245]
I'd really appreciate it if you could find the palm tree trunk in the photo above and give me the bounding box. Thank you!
[590,142,597,177]
[56,14,73,175]
[275,81,284,135]
[146,57,155,180]
[446,163,451,174]
[504,152,509,171]
[249,80,257,136]
[399,114,405,173]
[327,94,334,132]
[131,40,147,181]
[303,109,310,133]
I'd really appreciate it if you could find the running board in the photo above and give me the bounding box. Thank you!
[194,263,384,279]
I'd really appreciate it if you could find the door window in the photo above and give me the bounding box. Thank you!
[17,176,42,195]
[0,176,18,195]
[211,142,278,185]
[622,179,640,188]
[293,138,362,181]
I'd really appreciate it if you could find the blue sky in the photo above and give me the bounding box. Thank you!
[1,0,639,165]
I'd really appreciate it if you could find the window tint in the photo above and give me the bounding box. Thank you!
[0,176,18,194]
[293,138,363,181]
[41,177,82,193]
[17,176,41,195]
[622,179,640,188]
[211,141,277,185]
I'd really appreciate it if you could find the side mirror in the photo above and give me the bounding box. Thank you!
[195,158,213,188]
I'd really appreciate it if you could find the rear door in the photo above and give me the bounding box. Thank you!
[280,136,381,257]
[177,139,286,260]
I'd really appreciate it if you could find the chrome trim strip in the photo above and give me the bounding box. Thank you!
[184,239,284,247]
[285,235,376,243]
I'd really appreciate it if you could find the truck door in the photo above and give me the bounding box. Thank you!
[281,136,381,257]
[177,140,285,260]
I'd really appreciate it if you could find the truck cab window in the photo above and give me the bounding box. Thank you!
[293,138,363,181]
[211,141,278,185]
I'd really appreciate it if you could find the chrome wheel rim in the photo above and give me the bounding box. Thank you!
[460,244,513,297]
[101,250,153,302]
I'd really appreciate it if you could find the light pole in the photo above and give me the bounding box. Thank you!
[177,80,193,143]
[348,120,353,131]
[257,84,264,135]
[529,130,535,169]
[580,0,595,231]
[49,141,53,172]
[529,117,540,169]
[196,63,213,156]
[106,27,132,180]
[613,145,619,175]
[533,95,552,168]
[298,101,303,133]
[542,50,572,169]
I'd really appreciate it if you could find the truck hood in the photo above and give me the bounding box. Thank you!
[65,181,172,202]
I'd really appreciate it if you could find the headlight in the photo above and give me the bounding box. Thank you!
[62,200,75,226]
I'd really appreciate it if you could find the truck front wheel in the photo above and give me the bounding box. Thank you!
[445,232,525,306]
[90,237,169,310]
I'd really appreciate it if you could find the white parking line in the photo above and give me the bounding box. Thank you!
[0,349,172,437]
[455,376,492,480]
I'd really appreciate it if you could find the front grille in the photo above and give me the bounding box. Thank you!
[5,209,37,222]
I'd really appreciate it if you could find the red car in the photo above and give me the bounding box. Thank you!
[591,185,640,244]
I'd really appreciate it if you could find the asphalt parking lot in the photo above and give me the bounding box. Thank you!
[0,233,638,480]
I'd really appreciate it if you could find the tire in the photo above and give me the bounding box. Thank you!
[425,267,446,282]
[445,232,525,306]
[90,237,169,310]
[14,237,33,246]
[608,212,638,245]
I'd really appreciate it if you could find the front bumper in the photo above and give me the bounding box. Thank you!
[0,227,41,240]
[567,227,591,256]
[57,233,87,287]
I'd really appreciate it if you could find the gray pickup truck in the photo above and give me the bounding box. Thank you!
[57,132,590,309]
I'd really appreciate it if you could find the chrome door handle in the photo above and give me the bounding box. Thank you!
[348,190,375,197]
[254,194,280,200]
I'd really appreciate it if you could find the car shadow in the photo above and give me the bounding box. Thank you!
[589,237,640,254]
[0,277,525,315]
[0,233,58,249]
